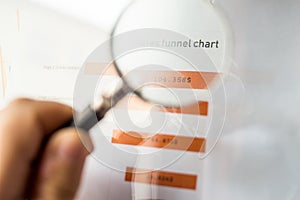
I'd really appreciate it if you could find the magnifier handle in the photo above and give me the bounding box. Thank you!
[60,96,111,132]
[65,98,111,132]
[61,84,131,132]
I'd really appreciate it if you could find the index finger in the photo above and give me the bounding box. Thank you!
[0,98,73,199]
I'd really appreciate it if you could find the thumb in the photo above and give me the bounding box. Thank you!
[30,128,90,200]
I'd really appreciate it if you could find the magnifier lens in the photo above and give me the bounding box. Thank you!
[112,0,231,107]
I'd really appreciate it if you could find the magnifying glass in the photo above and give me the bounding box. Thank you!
[70,0,232,133]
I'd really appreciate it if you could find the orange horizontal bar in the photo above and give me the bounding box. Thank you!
[112,130,206,153]
[84,62,219,89]
[125,167,197,190]
[133,70,218,89]
[164,101,209,116]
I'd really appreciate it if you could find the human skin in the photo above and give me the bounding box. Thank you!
[0,99,92,200]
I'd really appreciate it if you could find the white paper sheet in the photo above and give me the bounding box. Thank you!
[1,0,300,200]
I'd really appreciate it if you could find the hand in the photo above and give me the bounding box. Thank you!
[0,99,92,200]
